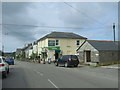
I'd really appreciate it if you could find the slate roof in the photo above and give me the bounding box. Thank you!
[77,40,120,51]
[38,32,87,41]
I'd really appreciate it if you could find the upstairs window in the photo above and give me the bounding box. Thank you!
[48,40,55,46]
[56,40,59,46]
[76,40,80,45]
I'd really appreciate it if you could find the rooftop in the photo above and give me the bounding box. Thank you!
[77,40,120,51]
[38,32,87,41]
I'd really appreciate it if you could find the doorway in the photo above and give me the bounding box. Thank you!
[85,51,91,62]
[55,50,61,59]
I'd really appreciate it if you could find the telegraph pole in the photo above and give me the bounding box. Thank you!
[113,23,115,42]
[2,33,8,56]
[2,45,4,56]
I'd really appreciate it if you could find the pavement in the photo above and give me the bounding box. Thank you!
[2,60,119,88]
[101,64,120,69]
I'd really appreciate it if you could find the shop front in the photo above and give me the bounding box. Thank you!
[41,47,62,62]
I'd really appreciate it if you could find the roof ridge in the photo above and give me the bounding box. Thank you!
[87,40,114,42]
[52,31,73,33]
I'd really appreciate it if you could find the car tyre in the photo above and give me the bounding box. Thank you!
[55,62,58,66]
[64,62,68,67]
[3,71,7,78]
[74,65,78,67]
[7,68,9,74]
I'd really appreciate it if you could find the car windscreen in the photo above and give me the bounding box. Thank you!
[61,55,69,60]
[71,55,78,60]
[6,58,14,60]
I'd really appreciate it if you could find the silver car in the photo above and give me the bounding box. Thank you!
[0,56,9,78]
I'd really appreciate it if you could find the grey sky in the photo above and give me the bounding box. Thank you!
[2,2,118,52]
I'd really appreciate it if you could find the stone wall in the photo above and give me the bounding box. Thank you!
[99,51,119,64]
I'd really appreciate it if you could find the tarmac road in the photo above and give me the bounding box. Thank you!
[2,60,118,88]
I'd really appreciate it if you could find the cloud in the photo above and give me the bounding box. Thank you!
[54,2,118,41]
[57,2,117,27]
[0,2,2,50]
[2,2,38,42]
[2,2,118,52]
[118,2,120,41]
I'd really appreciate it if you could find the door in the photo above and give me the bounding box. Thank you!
[55,50,61,59]
[85,51,91,62]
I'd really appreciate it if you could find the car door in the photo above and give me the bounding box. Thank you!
[3,58,9,70]
[58,56,65,65]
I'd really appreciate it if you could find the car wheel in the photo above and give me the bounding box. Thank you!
[7,68,9,74]
[55,62,58,66]
[3,71,7,78]
[74,65,78,67]
[64,62,68,67]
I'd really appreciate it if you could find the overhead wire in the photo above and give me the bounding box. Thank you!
[63,2,109,26]
[1,2,115,30]
[0,23,111,30]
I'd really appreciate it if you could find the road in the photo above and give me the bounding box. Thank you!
[2,60,118,88]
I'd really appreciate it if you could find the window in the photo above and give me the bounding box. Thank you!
[48,40,59,46]
[71,55,78,60]
[76,40,80,45]
[61,55,69,61]
[56,40,59,46]
[48,40,55,46]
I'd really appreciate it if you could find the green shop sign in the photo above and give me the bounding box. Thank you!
[42,47,60,50]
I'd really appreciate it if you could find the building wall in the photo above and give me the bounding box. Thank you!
[77,41,99,63]
[25,49,33,58]
[47,38,85,55]
[29,49,33,58]
[77,41,119,64]
[33,45,38,54]
[37,38,86,61]
[25,50,29,58]
[16,49,23,56]
[37,39,48,56]
[99,51,119,64]
[59,38,85,55]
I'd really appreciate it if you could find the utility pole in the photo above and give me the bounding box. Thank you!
[2,45,4,56]
[113,23,115,42]
[2,33,8,56]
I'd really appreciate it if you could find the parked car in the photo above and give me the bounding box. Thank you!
[0,56,9,78]
[5,57,14,65]
[54,55,79,67]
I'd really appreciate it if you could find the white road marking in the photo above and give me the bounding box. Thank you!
[57,67,70,70]
[40,73,43,76]
[33,69,43,76]
[16,61,21,64]
[48,79,59,89]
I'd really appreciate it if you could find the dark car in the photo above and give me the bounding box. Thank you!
[54,55,79,67]
[5,57,14,65]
